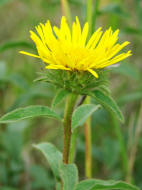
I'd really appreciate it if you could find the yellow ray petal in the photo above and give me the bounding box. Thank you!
[86,27,102,49]
[99,51,132,68]
[87,68,99,78]
[107,41,130,59]
[19,51,39,58]
[80,22,89,46]
[45,64,71,70]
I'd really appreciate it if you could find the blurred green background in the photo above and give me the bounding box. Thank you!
[0,0,142,189]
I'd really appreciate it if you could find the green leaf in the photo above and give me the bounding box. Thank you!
[75,179,139,190]
[100,3,129,18]
[29,165,55,189]
[0,0,11,6]
[0,41,35,53]
[71,104,101,132]
[60,163,78,190]
[0,61,7,80]
[0,188,18,190]
[56,183,61,190]
[0,105,61,123]
[52,89,69,109]
[34,143,62,179]
[111,63,141,80]
[123,27,142,36]
[118,91,142,104]
[91,90,124,122]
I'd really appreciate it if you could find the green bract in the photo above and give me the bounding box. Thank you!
[35,69,109,95]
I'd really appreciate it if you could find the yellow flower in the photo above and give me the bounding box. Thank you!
[20,16,131,78]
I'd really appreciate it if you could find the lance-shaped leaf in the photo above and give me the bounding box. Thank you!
[60,163,78,190]
[71,104,101,132]
[75,179,139,190]
[91,90,124,122]
[0,105,61,123]
[52,89,69,109]
[34,143,62,179]
[0,41,34,52]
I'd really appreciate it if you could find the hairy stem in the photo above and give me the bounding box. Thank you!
[69,95,87,163]
[63,93,78,164]
[69,128,78,163]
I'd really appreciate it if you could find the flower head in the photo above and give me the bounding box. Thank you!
[20,16,131,79]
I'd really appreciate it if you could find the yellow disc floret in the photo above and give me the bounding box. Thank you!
[20,16,131,78]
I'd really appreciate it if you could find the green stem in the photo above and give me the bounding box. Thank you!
[69,96,87,164]
[112,115,129,178]
[85,0,100,179]
[84,96,92,178]
[86,0,93,37]
[84,118,92,178]
[63,93,78,164]
[69,129,78,163]
[126,103,142,182]
[61,0,72,28]
[92,0,100,33]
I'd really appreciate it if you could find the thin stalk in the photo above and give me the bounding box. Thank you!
[92,0,100,34]
[84,0,98,178]
[60,0,72,28]
[84,96,92,178]
[84,118,92,178]
[69,95,87,164]
[112,115,129,178]
[0,88,6,131]
[69,128,78,163]
[63,93,78,164]
[86,0,93,37]
[126,103,142,182]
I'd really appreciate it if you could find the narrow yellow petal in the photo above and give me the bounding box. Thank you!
[86,27,102,49]
[80,22,89,46]
[45,64,71,70]
[99,51,132,68]
[87,68,99,78]
[19,51,39,58]
[75,16,81,40]
[107,41,130,59]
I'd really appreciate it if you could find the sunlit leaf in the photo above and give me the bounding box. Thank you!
[60,163,78,190]
[91,90,124,122]
[100,3,129,18]
[0,41,35,53]
[52,89,69,109]
[34,143,62,179]
[0,105,61,123]
[0,0,12,6]
[71,104,101,132]
[118,91,142,104]
[111,63,141,80]
[75,179,139,190]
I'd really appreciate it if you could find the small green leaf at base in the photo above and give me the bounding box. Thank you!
[34,143,62,179]
[60,163,78,190]
[91,90,124,122]
[0,105,61,123]
[71,104,101,132]
[75,179,139,190]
